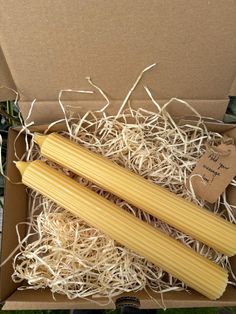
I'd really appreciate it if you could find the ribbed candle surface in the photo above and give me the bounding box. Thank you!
[16,160,228,300]
[35,133,236,256]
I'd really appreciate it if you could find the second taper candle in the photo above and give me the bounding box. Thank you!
[16,160,228,300]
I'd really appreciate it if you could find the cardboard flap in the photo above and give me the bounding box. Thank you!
[0,0,236,105]
[0,46,16,101]
[20,99,229,125]
[230,76,236,96]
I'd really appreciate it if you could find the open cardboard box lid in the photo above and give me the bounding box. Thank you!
[1,0,236,309]
[0,0,236,123]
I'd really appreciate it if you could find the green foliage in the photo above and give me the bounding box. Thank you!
[0,101,21,196]
[224,96,236,123]
[0,311,69,314]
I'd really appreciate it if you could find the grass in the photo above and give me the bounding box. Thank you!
[162,308,236,314]
[0,311,69,314]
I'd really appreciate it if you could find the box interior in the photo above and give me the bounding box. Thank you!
[0,0,236,309]
[0,120,236,310]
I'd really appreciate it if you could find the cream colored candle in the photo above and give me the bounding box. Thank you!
[34,133,236,256]
[16,160,228,300]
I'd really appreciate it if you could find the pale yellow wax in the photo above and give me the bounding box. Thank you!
[16,160,228,300]
[34,133,236,256]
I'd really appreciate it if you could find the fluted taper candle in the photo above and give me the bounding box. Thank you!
[16,160,228,300]
[34,133,236,256]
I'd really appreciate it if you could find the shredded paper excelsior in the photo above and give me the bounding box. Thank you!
[8,68,236,305]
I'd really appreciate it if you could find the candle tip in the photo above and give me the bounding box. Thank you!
[15,161,31,176]
[34,133,47,147]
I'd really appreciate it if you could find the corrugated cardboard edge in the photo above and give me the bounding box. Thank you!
[178,118,236,133]
[2,287,236,310]
[19,99,229,125]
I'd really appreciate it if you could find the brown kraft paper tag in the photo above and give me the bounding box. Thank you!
[189,144,236,203]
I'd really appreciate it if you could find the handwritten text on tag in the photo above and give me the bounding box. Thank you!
[189,144,236,203]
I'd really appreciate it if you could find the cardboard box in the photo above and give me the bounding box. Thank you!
[0,0,236,309]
